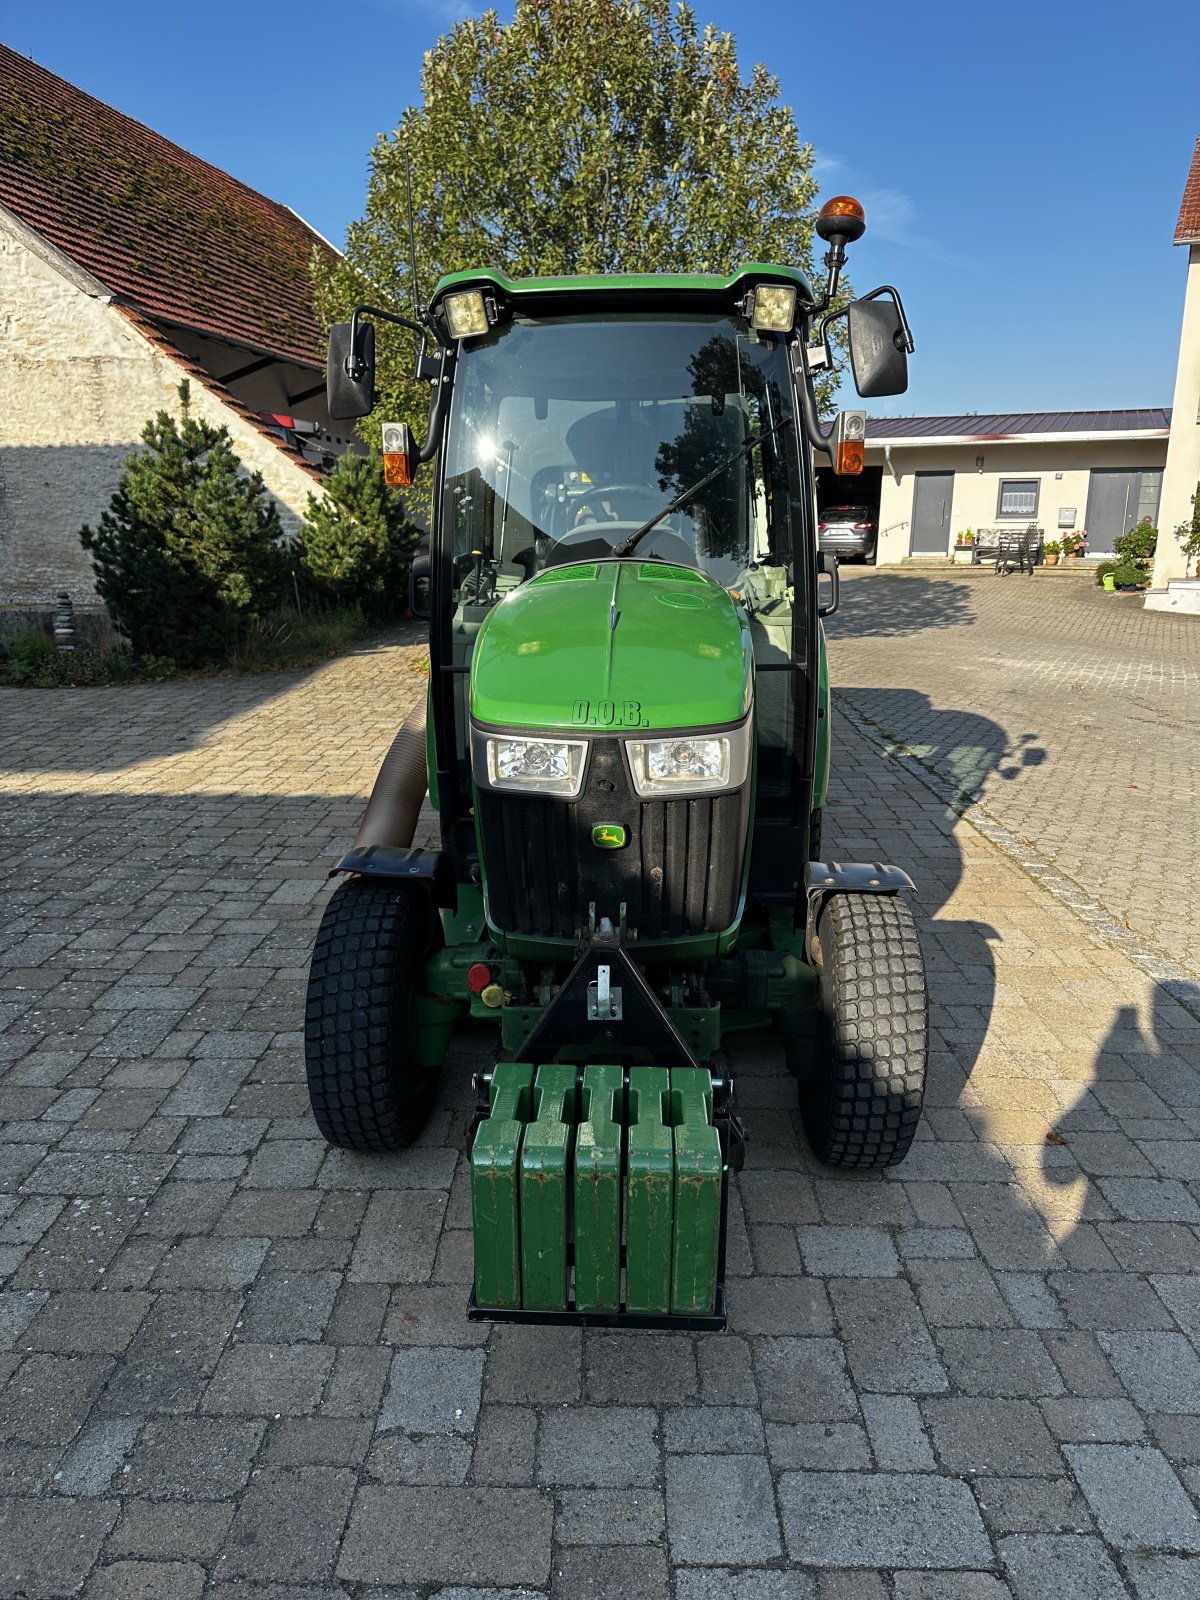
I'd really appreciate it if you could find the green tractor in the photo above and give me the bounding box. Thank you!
[306,196,926,1327]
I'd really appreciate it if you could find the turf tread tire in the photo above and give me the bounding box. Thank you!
[802,892,927,1170]
[304,878,438,1152]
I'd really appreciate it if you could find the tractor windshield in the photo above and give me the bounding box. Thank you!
[441,313,801,592]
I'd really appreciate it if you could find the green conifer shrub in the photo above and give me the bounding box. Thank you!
[299,451,418,619]
[80,382,287,665]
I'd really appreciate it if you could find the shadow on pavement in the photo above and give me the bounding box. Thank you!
[825,572,977,640]
[0,626,425,777]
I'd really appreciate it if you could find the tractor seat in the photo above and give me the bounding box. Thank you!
[543,524,698,569]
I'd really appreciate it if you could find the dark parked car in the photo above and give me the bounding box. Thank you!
[818,504,876,561]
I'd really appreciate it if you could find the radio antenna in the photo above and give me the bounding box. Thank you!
[406,152,421,320]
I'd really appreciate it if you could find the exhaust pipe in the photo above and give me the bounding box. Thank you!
[351,697,429,851]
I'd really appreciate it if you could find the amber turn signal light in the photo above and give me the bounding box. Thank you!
[832,410,867,477]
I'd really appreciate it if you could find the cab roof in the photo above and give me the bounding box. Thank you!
[430,263,817,316]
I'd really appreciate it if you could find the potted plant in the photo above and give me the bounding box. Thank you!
[1043,540,1061,567]
[953,529,974,563]
[1060,531,1086,559]
[1110,562,1147,592]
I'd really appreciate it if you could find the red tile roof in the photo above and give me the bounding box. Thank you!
[1177,136,1200,244]
[0,43,334,365]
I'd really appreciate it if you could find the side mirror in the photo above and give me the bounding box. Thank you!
[846,295,909,398]
[408,547,431,621]
[327,321,376,419]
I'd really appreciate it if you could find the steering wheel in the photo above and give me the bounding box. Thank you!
[574,482,664,524]
[545,524,698,569]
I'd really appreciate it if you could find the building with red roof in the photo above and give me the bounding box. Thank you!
[0,44,352,603]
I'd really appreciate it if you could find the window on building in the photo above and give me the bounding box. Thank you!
[997,479,1039,519]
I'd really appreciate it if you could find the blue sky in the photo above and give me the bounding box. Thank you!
[4,0,1198,416]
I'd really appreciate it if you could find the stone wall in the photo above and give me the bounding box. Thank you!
[0,217,324,603]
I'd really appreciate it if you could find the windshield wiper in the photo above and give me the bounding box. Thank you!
[611,414,794,558]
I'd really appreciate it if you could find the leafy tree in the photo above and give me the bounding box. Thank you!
[1173,483,1200,575]
[80,382,286,665]
[313,0,834,465]
[300,451,420,617]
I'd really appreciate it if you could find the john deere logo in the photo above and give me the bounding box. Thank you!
[592,824,626,850]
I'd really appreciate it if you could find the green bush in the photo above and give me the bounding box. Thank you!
[300,452,419,619]
[1113,518,1157,568]
[1093,561,1120,587]
[80,381,287,666]
[1110,563,1147,588]
[0,627,143,687]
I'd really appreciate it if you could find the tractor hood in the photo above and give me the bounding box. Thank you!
[469,563,752,734]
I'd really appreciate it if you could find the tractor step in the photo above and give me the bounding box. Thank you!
[468,1060,736,1329]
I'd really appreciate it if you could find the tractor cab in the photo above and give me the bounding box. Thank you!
[306,199,928,1328]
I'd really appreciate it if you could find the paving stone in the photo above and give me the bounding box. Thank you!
[24,1289,152,1352]
[214,1187,321,1236]
[908,1257,1013,1328]
[696,1332,758,1405]
[937,1328,1066,1397]
[21,1151,176,1195]
[0,1352,114,1445]
[1148,1413,1200,1466]
[1120,1553,1200,1598]
[752,1336,859,1423]
[670,1572,817,1600]
[725,1274,833,1336]
[1097,1330,1200,1412]
[382,1283,490,1348]
[202,1341,333,1415]
[895,1225,978,1260]
[1096,1177,1200,1223]
[485,1324,581,1403]
[993,1272,1066,1329]
[736,1170,819,1226]
[765,1420,872,1470]
[1064,1443,1200,1550]
[1040,1396,1146,1443]
[349,1190,446,1283]
[924,1397,1064,1476]
[239,1270,341,1342]
[152,1234,269,1290]
[778,1469,993,1567]
[664,1405,764,1453]
[124,1417,266,1498]
[999,1533,1130,1599]
[555,1487,665,1545]
[1049,1271,1177,1331]
[53,1414,142,1495]
[585,1331,699,1402]
[365,1430,473,1483]
[244,1138,328,1189]
[262,1416,373,1466]
[973,1475,1094,1535]
[797,1225,901,1276]
[893,1577,1012,1600]
[750,1223,803,1274]
[860,1393,936,1471]
[551,1544,669,1599]
[666,1452,781,1564]
[0,1287,48,1349]
[377,1346,484,1434]
[472,1403,538,1484]
[337,1486,553,1587]
[84,1559,206,1599]
[538,1406,659,1486]
[219,1466,357,1582]
[97,1290,242,1415]
[105,1499,236,1561]
[0,1497,120,1599]
[322,1344,392,1417]
[1043,1331,1125,1397]
[830,1278,948,1394]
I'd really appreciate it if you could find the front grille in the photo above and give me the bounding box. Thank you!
[477,739,749,940]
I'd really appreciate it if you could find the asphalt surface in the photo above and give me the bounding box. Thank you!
[1,581,1199,1597]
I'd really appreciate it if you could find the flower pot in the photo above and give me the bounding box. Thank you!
[1045,554,1059,566]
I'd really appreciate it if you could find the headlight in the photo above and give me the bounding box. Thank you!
[626,719,751,797]
[474,730,588,798]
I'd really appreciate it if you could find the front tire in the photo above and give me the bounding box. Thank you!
[801,892,927,1170]
[304,878,440,1152]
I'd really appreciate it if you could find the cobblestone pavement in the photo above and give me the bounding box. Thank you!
[826,566,1200,981]
[3,623,1200,1598]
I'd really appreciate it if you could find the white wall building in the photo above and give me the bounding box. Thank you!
[0,44,349,605]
